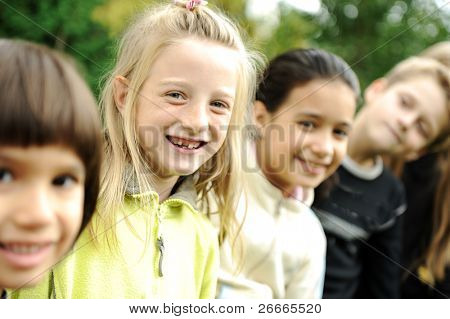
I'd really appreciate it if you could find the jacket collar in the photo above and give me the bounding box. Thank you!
[124,165,198,209]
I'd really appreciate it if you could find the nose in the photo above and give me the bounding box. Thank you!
[309,129,334,159]
[397,110,418,132]
[180,101,209,135]
[13,185,53,230]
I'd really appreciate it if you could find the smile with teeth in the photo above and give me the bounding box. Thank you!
[166,136,206,150]
[0,242,51,254]
[296,157,328,174]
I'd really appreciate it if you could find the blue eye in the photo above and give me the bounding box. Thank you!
[0,168,13,183]
[52,175,77,188]
[166,92,184,100]
[297,121,315,129]
[211,101,229,109]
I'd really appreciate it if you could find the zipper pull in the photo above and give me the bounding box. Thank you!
[156,236,164,277]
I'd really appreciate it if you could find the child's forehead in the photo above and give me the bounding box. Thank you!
[0,145,84,171]
[387,75,447,104]
[390,74,442,88]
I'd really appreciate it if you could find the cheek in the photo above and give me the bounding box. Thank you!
[137,124,163,148]
[370,97,393,119]
[211,113,232,139]
[332,141,348,166]
[0,199,9,224]
[406,132,427,152]
[58,189,84,239]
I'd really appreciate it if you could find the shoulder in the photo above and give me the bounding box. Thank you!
[307,208,326,246]
[296,206,327,250]
[380,168,406,213]
[339,163,406,210]
[165,202,218,248]
[380,167,404,193]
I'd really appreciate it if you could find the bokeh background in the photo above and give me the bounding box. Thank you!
[1,0,449,96]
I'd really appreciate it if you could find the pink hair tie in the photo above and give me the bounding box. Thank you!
[174,0,208,11]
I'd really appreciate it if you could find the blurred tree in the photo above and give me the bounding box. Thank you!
[312,0,450,90]
[216,0,256,35]
[0,0,114,95]
[2,0,448,97]
[92,0,153,36]
[258,2,316,59]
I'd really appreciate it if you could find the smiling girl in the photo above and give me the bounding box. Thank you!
[217,48,360,299]
[0,39,102,297]
[11,1,261,298]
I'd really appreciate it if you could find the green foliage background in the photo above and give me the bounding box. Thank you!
[0,0,448,96]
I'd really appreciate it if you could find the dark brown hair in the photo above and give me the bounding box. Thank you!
[256,48,360,112]
[0,39,102,233]
[257,48,360,202]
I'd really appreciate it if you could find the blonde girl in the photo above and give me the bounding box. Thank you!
[12,0,261,299]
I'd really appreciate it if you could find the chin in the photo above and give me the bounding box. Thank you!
[169,166,198,177]
[1,272,43,290]
[297,176,323,189]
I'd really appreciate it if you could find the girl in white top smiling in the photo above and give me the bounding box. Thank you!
[218,48,360,299]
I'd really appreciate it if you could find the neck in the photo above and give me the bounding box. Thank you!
[347,116,378,168]
[255,141,299,198]
[151,175,180,202]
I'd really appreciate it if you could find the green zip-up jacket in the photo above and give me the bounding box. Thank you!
[10,179,219,298]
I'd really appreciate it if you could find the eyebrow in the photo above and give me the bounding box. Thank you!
[296,111,353,128]
[159,78,236,99]
[0,153,85,176]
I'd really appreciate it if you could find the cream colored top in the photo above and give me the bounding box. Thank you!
[217,150,326,299]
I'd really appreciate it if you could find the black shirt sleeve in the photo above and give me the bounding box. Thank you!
[355,181,406,298]
[356,216,403,298]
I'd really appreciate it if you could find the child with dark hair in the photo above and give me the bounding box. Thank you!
[313,55,450,298]
[218,48,360,298]
[0,39,102,297]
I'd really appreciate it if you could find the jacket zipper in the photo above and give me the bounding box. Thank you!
[154,198,191,278]
[155,205,164,278]
[156,236,164,277]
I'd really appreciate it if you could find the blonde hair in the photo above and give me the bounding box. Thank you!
[97,1,263,248]
[383,46,450,284]
[421,41,450,69]
[385,56,450,152]
[420,42,450,283]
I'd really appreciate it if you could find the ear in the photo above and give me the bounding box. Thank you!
[113,75,129,115]
[364,78,388,103]
[253,100,271,129]
[404,148,427,162]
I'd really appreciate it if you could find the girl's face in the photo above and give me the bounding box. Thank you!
[255,79,356,191]
[0,145,85,289]
[127,38,239,180]
[360,76,448,160]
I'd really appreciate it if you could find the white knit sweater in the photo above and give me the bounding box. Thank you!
[217,151,326,299]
